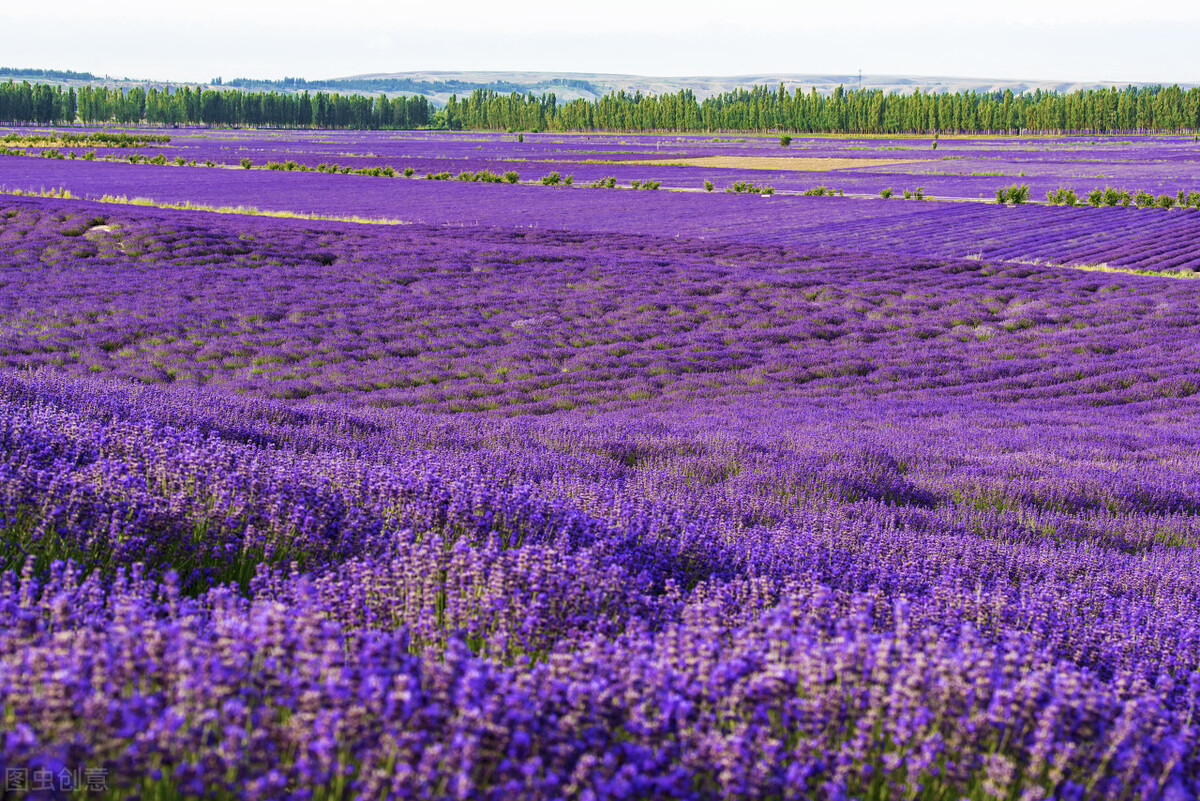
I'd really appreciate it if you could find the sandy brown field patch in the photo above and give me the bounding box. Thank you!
[610,156,935,171]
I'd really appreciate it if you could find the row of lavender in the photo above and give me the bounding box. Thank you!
[5,127,1200,199]
[5,366,1200,799]
[2,195,1200,797]
[3,198,1200,409]
[4,158,1200,278]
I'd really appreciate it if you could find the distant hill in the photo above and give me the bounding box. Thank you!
[329,71,1194,104]
[3,67,1195,106]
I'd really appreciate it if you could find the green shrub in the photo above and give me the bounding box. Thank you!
[779,135,792,147]
[403,167,415,177]
[1088,188,1104,207]
[1157,193,1175,209]
[240,158,252,169]
[728,181,773,195]
[503,171,520,184]
[880,188,893,199]
[1056,188,1078,206]
[541,172,562,186]
[1135,190,1156,208]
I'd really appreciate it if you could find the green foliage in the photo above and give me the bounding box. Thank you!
[1157,193,1176,209]
[1,131,170,146]
[503,171,520,184]
[1135,190,1156,208]
[903,190,912,200]
[1088,188,1104,207]
[564,174,573,186]
[802,186,832,196]
[540,172,562,186]
[590,177,618,188]
[452,169,505,183]
[240,158,252,169]
[403,166,415,177]
[779,135,792,147]
[7,75,1200,134]
[914,187,925,201]
[1047,187,1078,206]
[1001,184,1028,204]
[879,188,893,199]
[704,180,714,192]
[1102,187,1128,207]
[727,181,773,195]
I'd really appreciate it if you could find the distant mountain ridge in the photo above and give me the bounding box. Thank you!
[331,71,1195,104]
[3,67,1194,106]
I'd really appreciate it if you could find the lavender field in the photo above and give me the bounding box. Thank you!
[3,129,1200,799]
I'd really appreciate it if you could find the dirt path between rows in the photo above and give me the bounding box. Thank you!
[610,155,936,171]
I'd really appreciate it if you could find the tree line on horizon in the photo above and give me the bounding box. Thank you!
[2,79,1200,134]
[0,83,433,128]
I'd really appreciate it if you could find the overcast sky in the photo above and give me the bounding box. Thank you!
[5,1,1199,85]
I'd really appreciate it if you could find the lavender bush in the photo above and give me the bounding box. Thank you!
[1,130,1200,798]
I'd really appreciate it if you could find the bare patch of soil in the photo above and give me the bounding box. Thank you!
[610,156,934,171]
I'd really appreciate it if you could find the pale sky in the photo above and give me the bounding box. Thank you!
[4,0,1199,84]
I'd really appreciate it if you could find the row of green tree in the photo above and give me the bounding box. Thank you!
[446,84,1200,133]
[0,82,432,128]
[3,79,1200,133]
